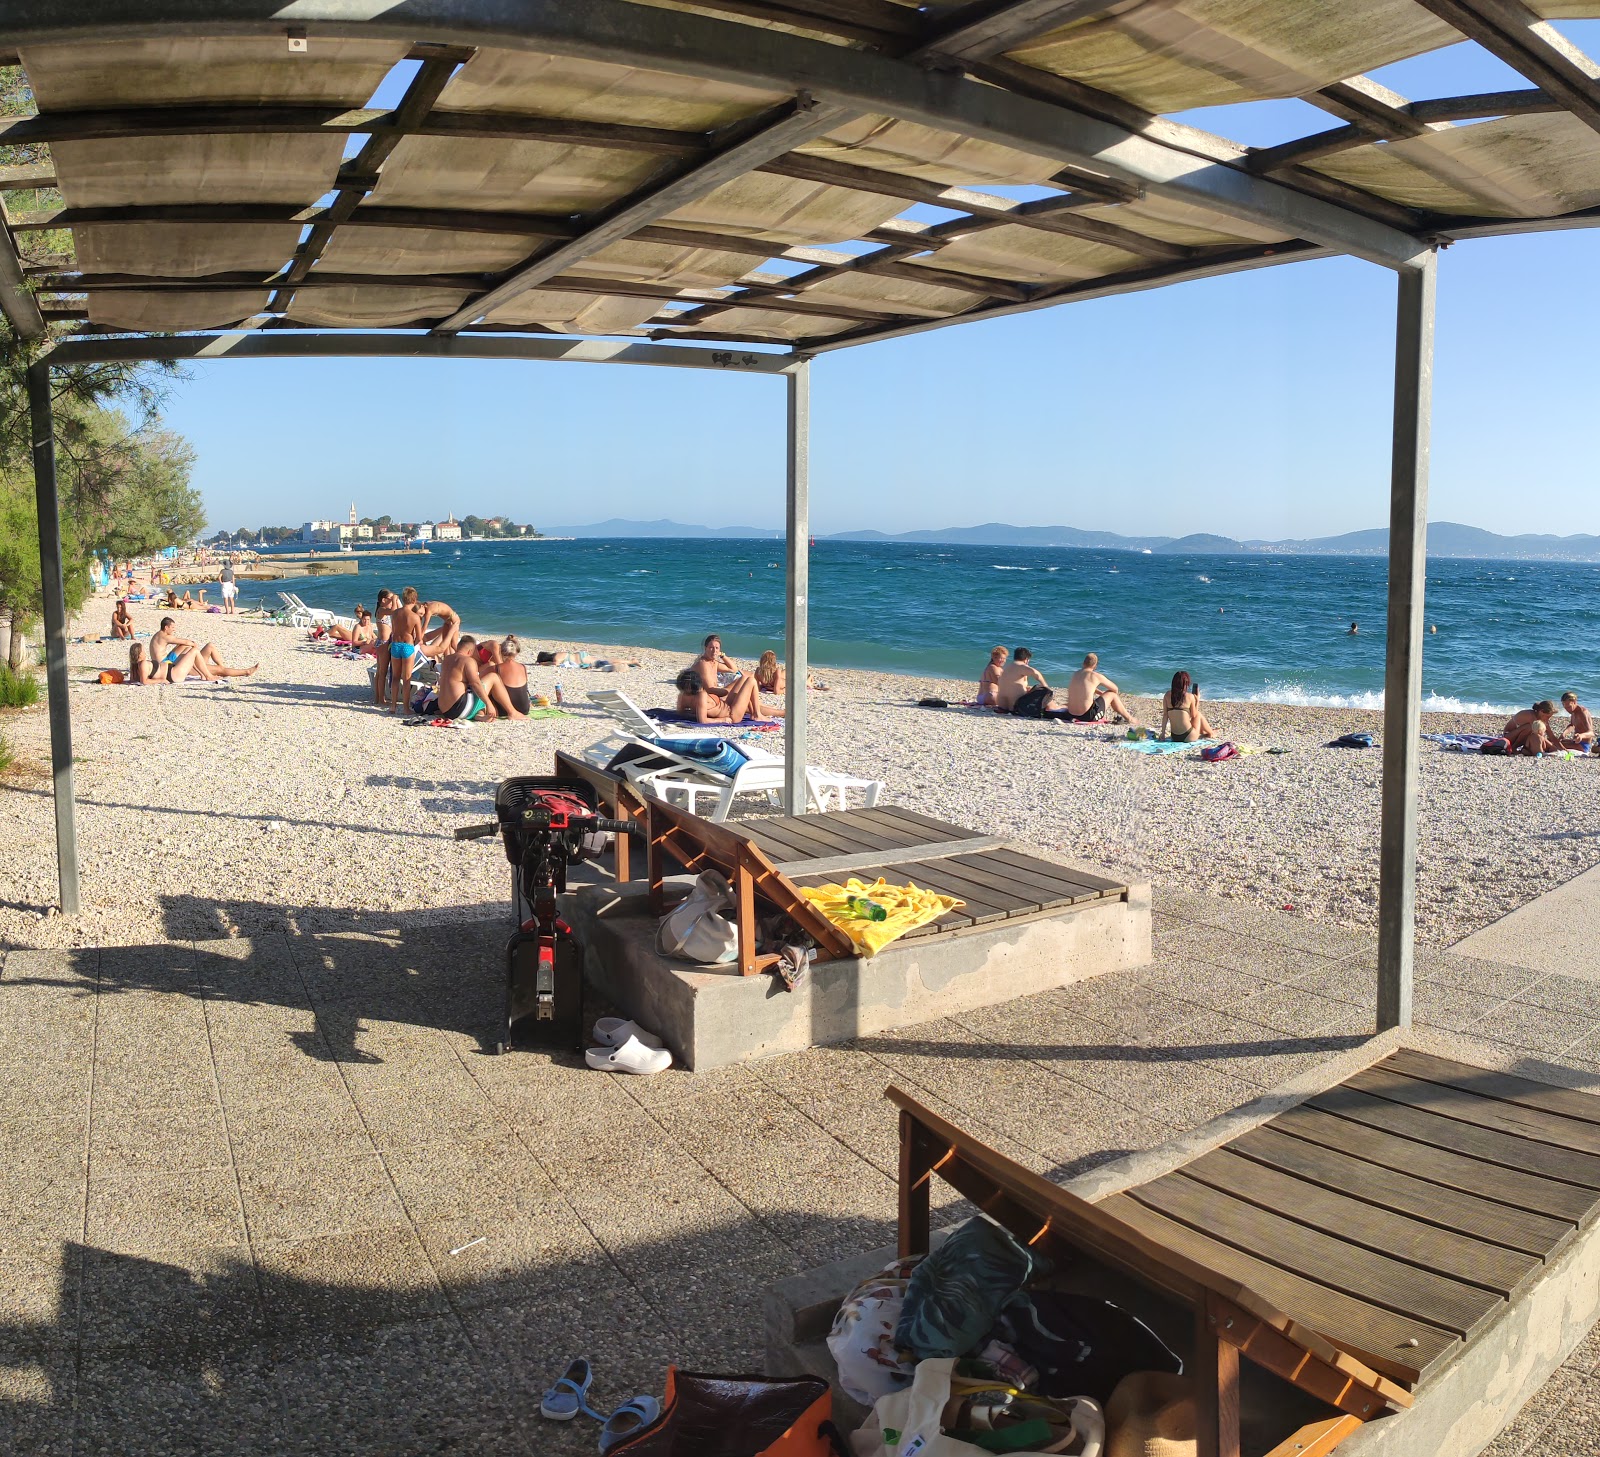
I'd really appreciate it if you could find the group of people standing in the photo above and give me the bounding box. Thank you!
[364,587,531,721]
[975,647,1217,742]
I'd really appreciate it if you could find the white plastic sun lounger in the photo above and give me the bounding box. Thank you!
[582,689,884,821]
[279,591,348,630]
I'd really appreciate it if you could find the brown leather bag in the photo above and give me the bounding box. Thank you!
[608,1368,842,1457]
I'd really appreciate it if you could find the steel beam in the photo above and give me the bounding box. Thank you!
[0,1,1429,270]
[1413,0,1600,137]
[43,331,795,372]
[783,358,810,814]
[919,0,1118,65]
[1377,253,1437,1031]
[28,361,79,915]
[436,99,852,331]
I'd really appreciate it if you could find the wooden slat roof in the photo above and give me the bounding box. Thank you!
[3,1,1599,352]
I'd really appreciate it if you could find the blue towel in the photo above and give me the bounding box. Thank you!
[1423,733,1497,752]
[653,737,749,777]
[1119,738,1217,755]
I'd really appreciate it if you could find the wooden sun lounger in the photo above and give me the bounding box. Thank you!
[554,749,650,883]
[644,794,1129,977]
[890,1045,1600,1457]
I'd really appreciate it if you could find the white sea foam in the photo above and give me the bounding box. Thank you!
[1241,682,1515,715]
[991,564,1030,571]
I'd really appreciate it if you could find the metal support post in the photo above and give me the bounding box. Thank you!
[1377,253,1437,1029]
[783,360,810,814]
[29,360,80,914]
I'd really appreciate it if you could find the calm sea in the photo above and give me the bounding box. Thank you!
[264,538,1600,713]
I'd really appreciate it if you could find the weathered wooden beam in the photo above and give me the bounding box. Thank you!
[762,153,1190,261]
[1411,0,1600,136]
[1407,86,1557,122]
[279,53,464,296]
[0,163,55,191]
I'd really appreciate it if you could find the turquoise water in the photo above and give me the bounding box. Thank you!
[260,539,1600,713]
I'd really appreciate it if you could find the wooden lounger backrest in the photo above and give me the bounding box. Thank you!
[644,792,856,974]
[888,1087,1410,1457]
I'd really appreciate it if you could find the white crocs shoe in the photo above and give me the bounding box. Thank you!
[585,1034,672,1076]
[591,1017,664,1050]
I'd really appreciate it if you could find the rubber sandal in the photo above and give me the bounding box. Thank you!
[592,1017,664,1050]
[540,1357,602,1422]
[585,1035,671,1076]
[599,1396,662,1453]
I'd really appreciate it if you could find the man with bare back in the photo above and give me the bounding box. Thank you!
[386,588,427,714]
[417,596,462,658]
[1063,653,1140,727]
[435,636,527,721]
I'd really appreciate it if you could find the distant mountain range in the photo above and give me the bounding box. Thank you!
[564,518,1600,562]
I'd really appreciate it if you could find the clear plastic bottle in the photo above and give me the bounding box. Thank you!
[554,681,564,705]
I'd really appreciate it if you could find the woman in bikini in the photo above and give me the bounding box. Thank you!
[675,666,765,724]
[1160,670,1215,742]
[976,645,1007,707]
[752,651,787,717]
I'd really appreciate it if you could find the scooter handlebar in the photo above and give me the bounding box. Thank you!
[453,821,499,841]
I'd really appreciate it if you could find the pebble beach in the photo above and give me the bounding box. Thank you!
[3,597,1597,952]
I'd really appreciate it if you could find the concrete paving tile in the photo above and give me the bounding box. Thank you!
[89,1103,232,1175]
[381,1134,558,1225]
[1227,985,1353,1037]
[1470,999,1600,1059]
[1137,960,1275,1017]
[0,1168,87,1252]
[273,1312,516,1444]
[1,946,98,986]
[0,1252,78,1354]
[90,1060,221,1115]
[1416,947,1544,1001]
[1190,904,1372,961]
[237,1152,408,1243]
[257,1227,449,1337]
[1048,973,1199,1044]
[1510,972,1600,1019]
[348,1084,508,1149]
[80,1244,264,1357]
[1411,981,1509,1034]
[85,1166,246,1257]
[1186,1022,1373,1092]
[1044,1115,1180,1185]
[634,1244,808,1370]
[412,1203,620,1310]
[1148,1007,1284,1063]
[225,1093,375,1166]
[1288,957,1382,1008]
[952,988,1114,1042]
[75,1350,285,1457]
[213,1052,352,1107]
[0,1353,74,1457]
[0,1059,92,1115]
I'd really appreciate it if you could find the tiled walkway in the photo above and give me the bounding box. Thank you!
[4,891,1599,1455]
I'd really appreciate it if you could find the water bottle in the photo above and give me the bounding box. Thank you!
[554,681,563,705]
[844,895,887,922]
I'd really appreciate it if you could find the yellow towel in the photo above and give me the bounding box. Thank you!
[799,877,963,956]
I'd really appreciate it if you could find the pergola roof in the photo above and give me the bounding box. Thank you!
[3,0,1599,354]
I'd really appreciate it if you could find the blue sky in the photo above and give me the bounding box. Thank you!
[160,34,1600,542]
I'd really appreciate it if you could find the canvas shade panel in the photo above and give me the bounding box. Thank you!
[314,227,539,277]
[1071,194,1293,247]
[1005,0,1461,113]
[432,46,786,128]
[480,290,664,332]
[780,270,989,318]
[73,223,304,279]
[564,237,766,290]
[921,226,1146,285]
[286,286,472,328]
[798,117,1064,188]
[87,290,270,332]
[371,136,667,214]
[18,38,405,109]
[667,174,906,245]
[1311,114,1600,218]
[665,305,863,339]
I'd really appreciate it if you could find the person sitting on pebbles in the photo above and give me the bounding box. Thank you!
[110,598,134,640]
[1503,700,1560,755]
[434,636,527,722]
[148,617,257,682]
[1561,692,1596,748]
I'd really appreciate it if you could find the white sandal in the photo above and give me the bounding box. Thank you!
[585,1034,672,1076]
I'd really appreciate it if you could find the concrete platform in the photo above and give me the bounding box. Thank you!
[569,871,1151,1070]
[1454,859,1600,981]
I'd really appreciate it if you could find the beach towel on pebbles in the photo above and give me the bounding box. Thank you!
[1119,738,1218,755]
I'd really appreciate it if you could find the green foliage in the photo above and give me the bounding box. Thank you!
[0,729,14,774]
[0,661,40,708]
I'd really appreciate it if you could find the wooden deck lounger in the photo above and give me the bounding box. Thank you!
[553,749,650,883]
[889,1046,1600,1457]
[643,794,1130,977]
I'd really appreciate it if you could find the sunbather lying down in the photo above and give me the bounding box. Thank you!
[675,666,768,724]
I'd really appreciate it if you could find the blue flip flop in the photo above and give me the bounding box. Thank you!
[540,1357,603,1421]
[599,1395,662,1453]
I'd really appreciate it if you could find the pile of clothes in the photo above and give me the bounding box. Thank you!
[829,1217,1196,1457]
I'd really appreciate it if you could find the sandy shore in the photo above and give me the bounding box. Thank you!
[2,598,1597,951]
